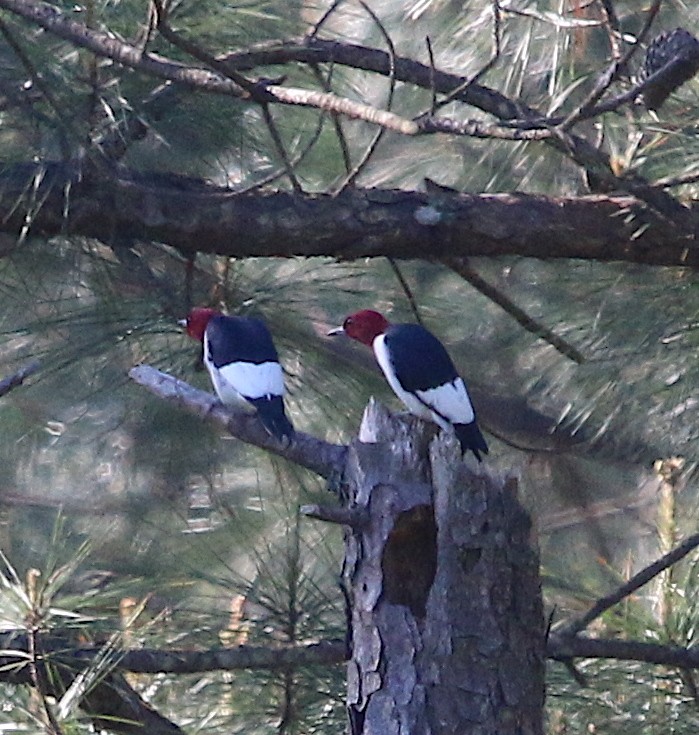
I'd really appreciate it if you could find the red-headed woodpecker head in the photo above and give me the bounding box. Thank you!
[180,307,219,342]
[328,309,390,346]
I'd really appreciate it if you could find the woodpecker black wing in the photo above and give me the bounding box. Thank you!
[205,315,280,367]
[383,324,459,392]
[377,324,488,460]
[204,315,294,442]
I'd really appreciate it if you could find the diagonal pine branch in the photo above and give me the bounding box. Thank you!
[445,257,585,364]
[560,532,699,636]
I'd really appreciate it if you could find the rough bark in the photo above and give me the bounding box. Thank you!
[1,161,698,268]
[343,401,545,735]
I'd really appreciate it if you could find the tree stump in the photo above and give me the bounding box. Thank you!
[343,400,545,735]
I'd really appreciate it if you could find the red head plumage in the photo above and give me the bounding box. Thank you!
[331,309,390,346]
[182,307,219,342]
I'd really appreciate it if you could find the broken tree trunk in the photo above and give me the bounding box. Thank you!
[342,400,545,735]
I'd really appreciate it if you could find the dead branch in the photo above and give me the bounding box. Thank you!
[561,531,699,636]
[128,365,346,479]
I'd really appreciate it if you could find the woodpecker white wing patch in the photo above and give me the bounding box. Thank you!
[203,326,285,410]
[373,334,475,428]
[415,378,475,425]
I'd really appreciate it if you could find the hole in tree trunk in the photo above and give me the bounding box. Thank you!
[381,504,437,618]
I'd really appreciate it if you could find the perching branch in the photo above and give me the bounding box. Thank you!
[128,365,346,479]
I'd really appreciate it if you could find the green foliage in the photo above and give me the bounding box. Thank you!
[0,0,698,732]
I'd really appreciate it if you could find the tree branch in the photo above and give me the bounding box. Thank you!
[128,365,346,479]
[561,532,699,636]
[99,639,347,673]
[4,162,697,268]
[6,630,699,686]
[548,634,699,670]
[1,0,683,215]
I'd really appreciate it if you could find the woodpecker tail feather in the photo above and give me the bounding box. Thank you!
[249,396,295,443]
[454,421,489,461]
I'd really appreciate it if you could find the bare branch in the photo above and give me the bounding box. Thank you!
[445,257,585,364]
[267,85,417,135]
[548,634,699,670]
[128,365,346,479]
[107,639,347,673]
[561,532,699,636]
[333,0,396,192]
[300,504,368,528]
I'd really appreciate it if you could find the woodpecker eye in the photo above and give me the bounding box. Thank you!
[344,317,353,328]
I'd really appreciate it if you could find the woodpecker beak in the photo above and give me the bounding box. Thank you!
[177,318,187,328]
[327,325,345,336]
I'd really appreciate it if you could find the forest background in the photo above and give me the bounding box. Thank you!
[0,0,698,732]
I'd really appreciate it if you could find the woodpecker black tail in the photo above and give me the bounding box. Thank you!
[454,421,489,462]
[249,396,295,443]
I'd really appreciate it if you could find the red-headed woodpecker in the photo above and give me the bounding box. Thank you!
[181,307,294,443]
[329,310,488,460]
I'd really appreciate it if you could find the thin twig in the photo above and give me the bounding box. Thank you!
[260,103,304,193]
[311,63,352,175]
[559,0,661,131]
[425,36,437,114]
[307,0,346,40]
[561,532,699,636]
[387,259,423,327]
[151,0,257,96]
[334,0,396,193]
[232,109,328,193]
[433,0,503,112]
[445,257,585,364]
